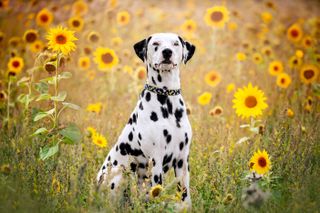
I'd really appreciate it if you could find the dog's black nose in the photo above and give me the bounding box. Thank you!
[162,48,172,59]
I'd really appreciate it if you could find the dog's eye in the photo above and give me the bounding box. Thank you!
[152,42,160,46]
[173,42,179,46]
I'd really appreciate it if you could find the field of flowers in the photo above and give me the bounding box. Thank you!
[0,0,320,212]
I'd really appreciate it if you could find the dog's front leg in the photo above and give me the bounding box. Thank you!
[175,156,191,207]
[151,157,163,186]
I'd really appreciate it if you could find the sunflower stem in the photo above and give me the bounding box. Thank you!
[53,53,60,129]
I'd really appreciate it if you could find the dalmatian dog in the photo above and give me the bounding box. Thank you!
[97,33,195,206]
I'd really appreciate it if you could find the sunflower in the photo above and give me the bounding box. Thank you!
[86,70,96,81]
[315,54,320,66]
[117,11,131,26]
[302,36,313,49]
[0,0,9,9]
[46,26,77,55]
[236,52,246,61]
[295,50,304,58]
[232,83,268,119]
[149,184,163,198]
[198,92,212,106]
[23,29,38,43]
[226,83,235,93]
[0,31,5,43]
[304,96,313,113]
[288,56,302,69]
[268,60,283,76]
[287,23,303,43]
[72,0,88,16]
[94,47,119,71]
[0,90,7,102]
[87,31,100,43]
[86,102,102,114]
[209,106,223,116]
[92,133,107,148]
[228,22,238,31]
[36,8,53,27]
[276,73,291,89]
[136,66,146,80]
[78,56,90,70]
[7,56,24,74]
[252,53,263,64]
[181,19,197,33]
[204,6,229,28]
[68,16,84,31]
[300,64,319,84]
[249,149,271,175]
[261,46,272,57]
[8,36,21,47]
[204,70,221,87]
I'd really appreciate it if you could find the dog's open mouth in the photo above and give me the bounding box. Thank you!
[155,62,177,70]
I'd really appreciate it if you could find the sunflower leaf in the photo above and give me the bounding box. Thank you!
[39,143,59,160]
[62,102,80,110]
[58,72,72,80]
[59,123,82,145]
[33,108,55,121]
[36,93,51,101]
[31,127,48,136]
[51,91,67,102]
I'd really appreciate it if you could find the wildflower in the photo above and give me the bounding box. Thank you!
[252,53,263,64]
[236,52,247,61]
[204,6,230,28]
[287,108,294,117]
[7,56,24,74]
[87,31,100,43]
[181,19,197,33]
[136,66,146,80]
[232,83,268,119]
[197,92,212,106]
[78,56,91,70]
[300,64,319,85]
[295,50,304,58]
[86,126,97,137]
[92,133,107,148]
[204,70,221,87]
[117,11,130,26]
[261,12,272,24]
[209,106,223,116]
[86,102,102,114]
[72,0,88,16]
[276,73,291,89]
[268,60,283,76]
[149,184,163,198]
[68,16,84,31]
[287,23,303,43]
[52,176,61,193]
[36,8,53,27]
[94,47,119,71]
[249,149,271,175]
[46,26,77,55]
[226,83,235,93]
[30,40,44,53]
[23,29,38,43]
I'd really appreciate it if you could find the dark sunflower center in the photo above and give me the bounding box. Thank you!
[40,14,49,22]
[210,75,217,81]
[56,34,67,44]
[210,11,223,22]
[293,59,298,64]
[290,29,299,38]
[12,61,20,68]
[258,157,267,167]
[0,93,4,99]
[187,24,193,30]
[73,20,80,27]
[305,39,311,46]
[280,78,286,84]
[44,63,56,73]
[215,108,222,114]
[273,65,279,71]
[304,70,314,79]
[26,32,37,43]
[84,47,91,55]
[152,188,161,197]
[96,139,102,144]
[101,53,113,64]
[245,96,257,108]
[8,71,16,76]
[81,61,87,66]
[120,15,127,22]
[90,34,99,42]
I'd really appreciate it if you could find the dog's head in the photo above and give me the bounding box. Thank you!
[134,33,195,71]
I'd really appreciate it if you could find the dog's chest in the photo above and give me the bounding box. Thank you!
[134,90,191,158]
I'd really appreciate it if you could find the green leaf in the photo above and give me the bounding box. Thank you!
[31,127,48,136]
[51,91,67,102]
[58,72,72,80]
[33,108,55,121]
[34,81,49,93]
[62,102,80,110]
[17,94,27,103]
[36,93,51,101]
[59,123,82,144]
[17,77,30,87]
[39,143,59,160]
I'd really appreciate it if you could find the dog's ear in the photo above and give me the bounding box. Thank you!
[179,36,196,64]
[133,36,152,62]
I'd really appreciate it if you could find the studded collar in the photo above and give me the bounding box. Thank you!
[144,84,181,96]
